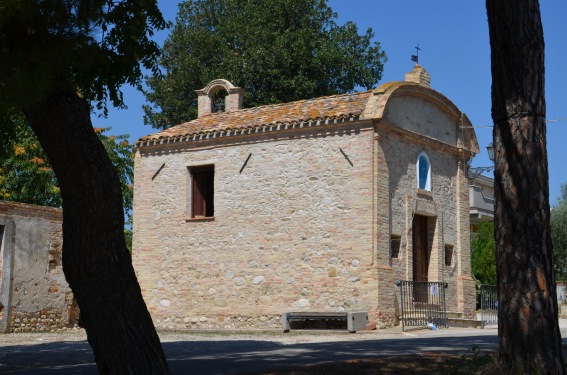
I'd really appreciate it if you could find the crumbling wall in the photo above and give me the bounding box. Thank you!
[0,201,80,332]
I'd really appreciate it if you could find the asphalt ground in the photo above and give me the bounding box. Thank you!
[1,320,566,374]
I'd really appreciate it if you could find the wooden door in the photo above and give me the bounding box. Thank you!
[412,215,429,302]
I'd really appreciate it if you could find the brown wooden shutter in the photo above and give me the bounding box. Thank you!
[192,172,205,217]
[191,166,214,218]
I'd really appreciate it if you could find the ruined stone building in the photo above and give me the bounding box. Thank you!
[132,65,480,329]
[0,201,79,332]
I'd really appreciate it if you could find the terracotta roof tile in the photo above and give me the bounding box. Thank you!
[137,90,372,145]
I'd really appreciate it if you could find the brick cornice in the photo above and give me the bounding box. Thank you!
[135,116,373,153]
[0,200,62,222]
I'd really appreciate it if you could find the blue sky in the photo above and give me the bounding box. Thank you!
[97,0,567,203]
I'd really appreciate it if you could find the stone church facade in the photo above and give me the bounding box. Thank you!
[132,65,479,329]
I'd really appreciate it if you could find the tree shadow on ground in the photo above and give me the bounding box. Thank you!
[0,333,503,375]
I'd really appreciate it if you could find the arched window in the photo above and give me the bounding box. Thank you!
[416,151,431,191]
[211,89,228,113]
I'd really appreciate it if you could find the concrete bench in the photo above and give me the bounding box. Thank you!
[282,311,368,333]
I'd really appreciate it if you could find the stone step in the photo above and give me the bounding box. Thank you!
[396,311,464,319]
[397,312,483,329]
[447,317,482,329]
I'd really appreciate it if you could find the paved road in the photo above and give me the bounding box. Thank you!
[0,326,497,374]
[166,329,501,375]
[0,324,563,375]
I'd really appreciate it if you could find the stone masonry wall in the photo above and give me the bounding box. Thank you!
[133,123,380,330]
[10,293,80,333]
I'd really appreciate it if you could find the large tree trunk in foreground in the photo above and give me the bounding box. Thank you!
[486,1,564,373]
[23,79,170,374]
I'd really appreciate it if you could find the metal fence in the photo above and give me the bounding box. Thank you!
[396,280,448,332]
[478,284,498,328]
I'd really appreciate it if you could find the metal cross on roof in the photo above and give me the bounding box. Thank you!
[411,44,421,64]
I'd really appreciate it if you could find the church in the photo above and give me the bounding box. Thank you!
[132,65,479,329]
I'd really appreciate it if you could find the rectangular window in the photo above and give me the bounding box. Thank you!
[190,165,215,218]
[445,244,454,266]
[391,235,401,258]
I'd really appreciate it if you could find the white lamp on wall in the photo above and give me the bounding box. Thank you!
[486,142,495,162]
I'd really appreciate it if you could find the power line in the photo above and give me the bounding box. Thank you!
[461,117,567,129]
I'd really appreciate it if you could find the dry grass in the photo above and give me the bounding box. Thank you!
[239,352,506,375]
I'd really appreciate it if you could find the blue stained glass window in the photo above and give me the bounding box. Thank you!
[417,152,431,191]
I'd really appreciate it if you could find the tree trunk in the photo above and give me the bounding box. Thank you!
[22,79,170,374]
[486,1,564,373]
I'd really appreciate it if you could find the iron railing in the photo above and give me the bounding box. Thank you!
[396,280,448,332]
[478,284,498,328]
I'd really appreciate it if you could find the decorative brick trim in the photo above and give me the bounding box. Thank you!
[135,116,360,149]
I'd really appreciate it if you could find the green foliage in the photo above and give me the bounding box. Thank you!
[551,183,567,280]
[143,0,387,129]
[0,0,166,114]
[0,112,62,206]
[471,221,497,286]
[0,113,134,249]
